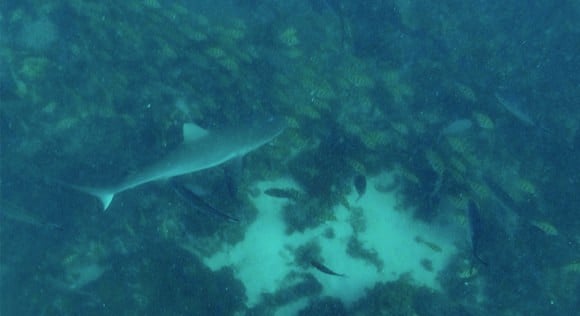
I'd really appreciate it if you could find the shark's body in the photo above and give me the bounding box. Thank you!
[74,117,285,210]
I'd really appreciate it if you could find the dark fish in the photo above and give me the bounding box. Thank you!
[310,260,345,277]
[482,175,519,213]
[1,202,62,230]
[495,92,535,126]
[353,174,367,201]
[264,188,301,200]
[467,200,488,266]
[224,157,244,198]
[171,181,240,223]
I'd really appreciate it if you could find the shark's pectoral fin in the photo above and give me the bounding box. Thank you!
[98,192,115,211]
[79,187,115,211]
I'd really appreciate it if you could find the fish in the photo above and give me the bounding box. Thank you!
[467,200,488,266]
[479,175,522,240]
[171,180,239,223]
[1,202,62,230]
[440,119,473,136]
[530,220,558,236]
[263,188,301,200]
[310,260,345,277]
[494,93,535,126]
[68,117,286,210]
[414,236,443,252]
[353,174,367,201]
[482,175,519,213]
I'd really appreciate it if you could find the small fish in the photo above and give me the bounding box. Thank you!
[530,220,558,236]
[171,181,239,223]
[441,119,473,136]
[353,174,367,201]
[473,112,495,129]
[467,200,488,266]
[458,265,478,279]
[1,202,62,230]
[495,93,535,126]
[310,260,345,277]
[264,188,301,200]
[562,261,580,273]
[414,236,443,252]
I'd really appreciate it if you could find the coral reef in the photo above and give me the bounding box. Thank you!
[2,0,579,315]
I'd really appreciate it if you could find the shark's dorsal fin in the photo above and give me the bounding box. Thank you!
[183,123,209,142]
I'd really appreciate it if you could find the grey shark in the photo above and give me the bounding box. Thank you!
[72,117,285,210]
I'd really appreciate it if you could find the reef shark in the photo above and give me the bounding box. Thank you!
[71,117,285,210]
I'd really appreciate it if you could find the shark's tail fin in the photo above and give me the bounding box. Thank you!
[56,180,116,211]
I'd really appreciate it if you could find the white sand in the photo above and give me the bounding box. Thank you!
[202,173,458,310]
